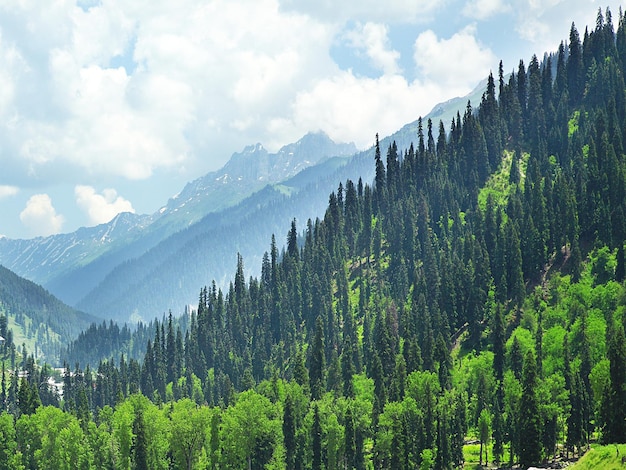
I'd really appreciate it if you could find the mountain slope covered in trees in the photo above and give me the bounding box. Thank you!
[0,265,98,362]
[2,8,626,470]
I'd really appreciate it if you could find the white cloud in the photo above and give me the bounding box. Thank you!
[414,25,498,91]
[0,0,340,183]
[70,2,136,66]
[516,17,551,44]
[513,0,563,44]
[75,185,135,226]
[343,22,401,75]
[511,0,605,55]
[263,25,500,152]
[0,30,29,125]
[0,0,612,240]
[463,0,510,20]
[268,70,460,151]
[0,186,18,198]
[278,0,443,23]
[19,194,64,237]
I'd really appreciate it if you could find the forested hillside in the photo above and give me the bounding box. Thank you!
[0,265,97,362]
[1,8,626,470]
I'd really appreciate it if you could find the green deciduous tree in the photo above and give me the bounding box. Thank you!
[0,412,19,470]
[478,408,491,466]
[170,398,211,470]
[220,390,281,470]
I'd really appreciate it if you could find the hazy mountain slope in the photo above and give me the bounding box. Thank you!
[0,132,356,305]
[76,155,367,322]
[0,212,154,303]
[74,81,490,322]
[160,132,358,225]
[0,264,98,363]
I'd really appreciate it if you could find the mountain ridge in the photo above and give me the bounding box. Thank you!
[0,131,357,306]
[0,86,486,320]
[71,87,491,322]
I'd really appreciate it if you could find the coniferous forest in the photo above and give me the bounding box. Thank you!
[2,8,626,470]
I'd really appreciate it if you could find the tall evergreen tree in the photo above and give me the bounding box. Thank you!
[568,23,584,103]
[283,394,296,469]
[132,408,149,470]
[519,351,542,467]
[312,404,322,470]
[309,317,325,400]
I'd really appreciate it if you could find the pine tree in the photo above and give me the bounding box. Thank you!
[478,408,491,466]
[0,362,5,411]
[132,408,149,470]
[567,372,585,455]
[283,394,296,469]
[510,336,524,381]
[166,312,177,384]
[492,385,505,464]
[309,317,325,400]
[341,337,355,398]
[288,218,299,261]
[492,304,505,382]
[436,405,452,470]
[374,133,386,212]
[312,404,322,470]
[344,405,356,470]
[568,22,584,104]
[17,378,31,416]
[519,351,541,467]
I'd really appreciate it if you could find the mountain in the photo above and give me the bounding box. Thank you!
[0,86,478,321]
[0,132,357,306]
[72,85,492,323]
[75,154,369,322]
[0,83,484,323]
[161,131,358,225]
[0,264,98,363]
[425,76,490,127]
[0,213,154,306]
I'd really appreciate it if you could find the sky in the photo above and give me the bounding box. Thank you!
[0,0,615,239]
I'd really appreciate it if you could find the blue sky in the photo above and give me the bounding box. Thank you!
[0,0,614,238]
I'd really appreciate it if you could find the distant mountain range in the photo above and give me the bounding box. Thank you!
[0,82,487,324]
[0,132,358,320]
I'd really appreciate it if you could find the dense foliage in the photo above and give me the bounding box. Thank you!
[2,7,626,469]
[61,314,190,367]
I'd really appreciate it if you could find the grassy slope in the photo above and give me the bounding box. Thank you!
[570,444,626,470]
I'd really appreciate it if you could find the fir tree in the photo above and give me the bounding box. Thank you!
[312,404,322,470]
[283,394,296,469]
[132,408,149,470]
[519,351,541,467]
[309,317,325,400]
